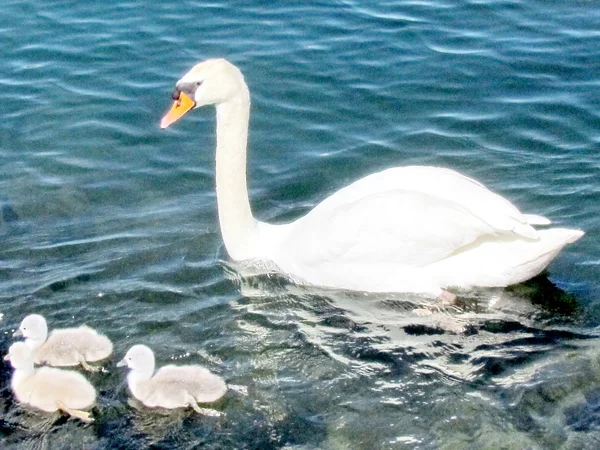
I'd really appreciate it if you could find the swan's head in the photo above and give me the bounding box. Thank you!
[117,344,156,377]
[3,342,35,370]
[160,58,248,129]
[13,314,48,342]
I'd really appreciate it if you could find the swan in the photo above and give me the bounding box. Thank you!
[14,314,113,371]
[4,342,96,422]
[160,58,584,297]
[117,344,227,413]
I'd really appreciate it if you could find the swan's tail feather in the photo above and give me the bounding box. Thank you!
[561,228,585,243]
[524,214,552,226]
[435,227,584,288]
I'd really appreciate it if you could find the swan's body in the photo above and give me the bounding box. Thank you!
[161,58,583,297]
[117,345,227,411]
[4,342,96,421]
[14,314,113,369]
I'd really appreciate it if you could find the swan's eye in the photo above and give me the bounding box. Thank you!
[195,81,203,87]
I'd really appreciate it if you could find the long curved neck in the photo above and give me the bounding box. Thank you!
[215,90,259,260]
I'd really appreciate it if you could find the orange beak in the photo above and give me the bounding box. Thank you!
[160,92,196,129]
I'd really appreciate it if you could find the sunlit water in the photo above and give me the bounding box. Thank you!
[1,0,600,448]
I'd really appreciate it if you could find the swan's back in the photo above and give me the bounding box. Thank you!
[14,366,96,412]
[36,325,113,366]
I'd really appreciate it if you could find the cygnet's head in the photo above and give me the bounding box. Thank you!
[117,344,156,375]
[14,314,48,341]
[160,58,248,129]
[3,342,34,370]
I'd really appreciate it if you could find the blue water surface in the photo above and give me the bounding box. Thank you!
[1,0,600,448]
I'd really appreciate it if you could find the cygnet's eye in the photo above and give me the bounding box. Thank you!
[195,81,203,87]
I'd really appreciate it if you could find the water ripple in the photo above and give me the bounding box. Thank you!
[1,0,599,448]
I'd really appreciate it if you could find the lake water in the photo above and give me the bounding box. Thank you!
[1,0,600,448]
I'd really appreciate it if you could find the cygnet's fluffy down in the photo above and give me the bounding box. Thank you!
[4,342,96,422]
[118,344,227,412]
[14,314,113,370]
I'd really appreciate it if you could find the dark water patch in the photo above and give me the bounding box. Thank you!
[404,324,446,336]
[2,202,19,224]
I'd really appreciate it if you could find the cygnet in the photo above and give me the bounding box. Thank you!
[4,341,96,422]
[117,344,227,414]
[14,314,113,371]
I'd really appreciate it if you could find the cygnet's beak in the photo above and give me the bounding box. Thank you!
[3,353,10,361]
[160,91,196,129]
[116,358,128,368]
[12,329,22,338]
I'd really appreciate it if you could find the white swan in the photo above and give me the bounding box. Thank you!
[160,58,584,297]
[14,314,113,371]
[117,344,227,413]
[4,342,96,422]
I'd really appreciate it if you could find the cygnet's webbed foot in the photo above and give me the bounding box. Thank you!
[55,400,94,423]
[185,394,223,417]
[411,290,458,317]
[438,289,457,305]
[78,356,103,372]
[191,405,223,417]
[227,384,248,396]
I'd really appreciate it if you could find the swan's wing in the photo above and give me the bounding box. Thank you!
[138,381,189,409]
[283,189,498,268]
[40,327,112,365]
[153,365,227,404]
[311,166,540,239]
[25,368,96,411]
[79,332,113,362]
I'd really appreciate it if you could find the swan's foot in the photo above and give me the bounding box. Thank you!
[56,401,93,423]
[437,290,457,305]
[412,308,433,317]
[78,355,102,372]
[412,290,457,316]
[192,405,222,417]
[227,384,248,396]
[186,394,223,417]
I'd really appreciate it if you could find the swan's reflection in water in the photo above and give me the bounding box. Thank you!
[225,262,599,447]
[227,260,584,382]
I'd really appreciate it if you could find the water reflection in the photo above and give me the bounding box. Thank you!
[225,265,600,447]
[228,262,589,385]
